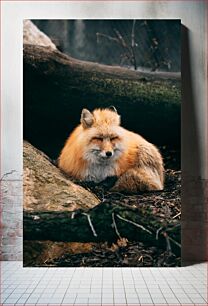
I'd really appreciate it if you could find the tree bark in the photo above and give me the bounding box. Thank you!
[23,141,99,212]
[23,44,181,159]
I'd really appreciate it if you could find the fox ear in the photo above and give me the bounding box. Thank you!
[108,105,118,113]
[81,108,94,128]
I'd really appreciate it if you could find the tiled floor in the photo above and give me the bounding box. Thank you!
[0,261,207,305]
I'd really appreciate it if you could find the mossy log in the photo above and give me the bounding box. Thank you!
[23,44,181,159]
[24,201,181,256]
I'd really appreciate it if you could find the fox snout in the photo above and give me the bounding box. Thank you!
[100,150,114,159]
[106,151,113,157]
[99,140,115,159]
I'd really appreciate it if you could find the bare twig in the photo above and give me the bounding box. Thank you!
[156,226,163,240]
[119,53,129,66]
[116,214,152,235]
[172,212,181,219]
[114,29,133,64]
[131,20,136,48]
[162,231,172,253]
[131,20,137,70]
[112,212,122,239]
[167,235,181,248]
[101,195,106,202]
[97,24,138,70]
[96,32,119,44]
[138,255,143,262]
[114,29,128,48]
[82,213,97,237]
[114,27,137,70]
[162,231,181,250]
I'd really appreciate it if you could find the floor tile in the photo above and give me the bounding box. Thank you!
[0,261,207,306]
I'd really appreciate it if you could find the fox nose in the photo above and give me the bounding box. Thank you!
[106,151,112,157]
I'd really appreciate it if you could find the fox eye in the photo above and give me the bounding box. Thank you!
[110,136,119,141]
[92,137,103,141]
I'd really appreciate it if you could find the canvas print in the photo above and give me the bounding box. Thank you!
[23,20,181,267]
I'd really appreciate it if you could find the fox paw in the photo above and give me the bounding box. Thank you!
[110,183,132,194]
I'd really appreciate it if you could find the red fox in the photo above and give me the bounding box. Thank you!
[58,107,164,192]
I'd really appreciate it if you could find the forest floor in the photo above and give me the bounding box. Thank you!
[24,146,181,267]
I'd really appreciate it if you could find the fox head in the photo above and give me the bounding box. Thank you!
[80,107,125,164]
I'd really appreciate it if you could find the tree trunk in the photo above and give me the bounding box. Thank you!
[23,44,181,159]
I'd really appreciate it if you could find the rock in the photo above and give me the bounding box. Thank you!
[23,20,56,50]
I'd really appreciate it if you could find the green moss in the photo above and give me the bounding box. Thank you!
[84,77,181,106]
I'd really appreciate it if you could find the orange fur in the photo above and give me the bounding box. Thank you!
[58,108,164,192]
[58,126,88,179]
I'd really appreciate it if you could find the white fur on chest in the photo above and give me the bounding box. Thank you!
[83,162,117,182]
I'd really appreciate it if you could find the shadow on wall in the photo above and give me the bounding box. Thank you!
[181,25,208,265]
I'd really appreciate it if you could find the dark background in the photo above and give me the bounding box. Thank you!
[33,20,181,72]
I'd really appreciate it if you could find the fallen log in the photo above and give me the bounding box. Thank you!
[24,200,181,256]
[23,141,99,212]
[23,43,181,158]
